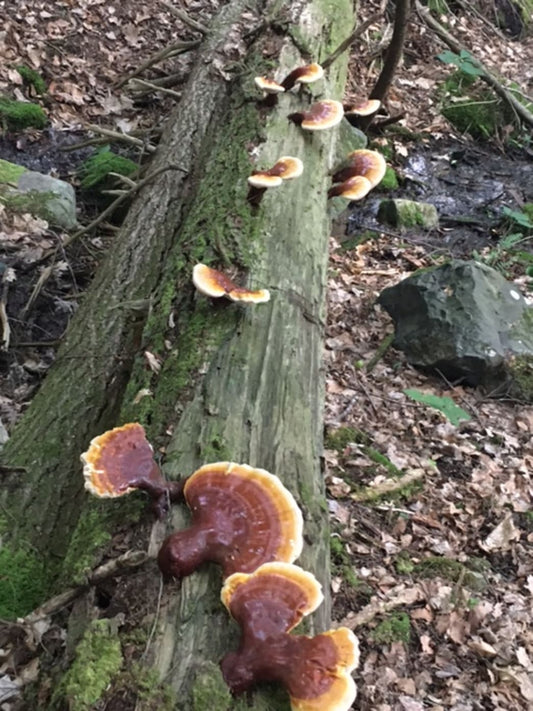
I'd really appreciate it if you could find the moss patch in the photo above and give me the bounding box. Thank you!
[79,146,138,190]
[371,612,411,645]
[0,97,47,130]
[0,542,50,619]
[16,66,47,95]
[330,535,360,588]
[0,187,56,222]
[192,662,233,711]
[58,619,123,711]
[380,166,399,190]
[0,158,26,183]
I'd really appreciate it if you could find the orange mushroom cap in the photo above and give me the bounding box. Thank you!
[254,76,286,94]
[157,463,304,580]
[248,156,304,188]
[282,63,324,91]
[220,563,359,710]
[288,100,344,131]
[81,423,183,518]
[327,175,372,200]
[192,264,270,303]
[343,98,381,117]
[331,149,387,187]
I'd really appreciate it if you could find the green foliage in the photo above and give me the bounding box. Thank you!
[371,612,411,645]
[59,619,123,711]
[404,389,471,426]
[380,166,399,190]
[16,65,47,95]
[395,552,415,574]
[502,205,533,233]
[325,427,368,451]
[79,146,137,190]
[330,535,361,588]
[437,50,483,78]
[0,543,50,619]
[0,97,47,130]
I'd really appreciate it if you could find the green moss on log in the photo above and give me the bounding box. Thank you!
[79,146,138,190]
[0,542,49,619]
[56,619,123,711]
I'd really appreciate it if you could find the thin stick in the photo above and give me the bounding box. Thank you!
[128,78,182,100]
[415,0,533,129]
[366,332,394,373]
[159,0,209,34]
[350,468,424,502]
[85,124,157,153]
[322,12,382,69]
[0,269,11,351]
[339,584,422,629]
[115,40,201,89]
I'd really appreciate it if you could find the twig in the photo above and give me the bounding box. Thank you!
[115,40,201,89]
[159,0,209,34]
[142,576,164,660]
[85,124,157,153]
[21,265,53,319]
[128,78,182,100]
[321,11,382,69]
[339,584,422,629]
[415,0,533,130]
[24,550,150,622]
[366,332,394,373]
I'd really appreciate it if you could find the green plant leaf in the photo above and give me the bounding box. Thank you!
[437,50,461,66]
[502,206,533,229]
[404,389,471,425]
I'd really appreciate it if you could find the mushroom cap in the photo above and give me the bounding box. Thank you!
[290,100,344,131]
[328,175,372,200]
[343,99,381,117]
[248,156,304,188]
[192,264,270,303]
[332,149,387,187]
[81,423,160,498]
[221,562,323,632]
[293,63,324,84]
[288,628,360,711]
[184,463,304,575]
[254,76,285,94]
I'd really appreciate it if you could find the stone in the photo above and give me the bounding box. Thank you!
[378,198,439,229]
[0,158,78,229]
[377,260,533,398]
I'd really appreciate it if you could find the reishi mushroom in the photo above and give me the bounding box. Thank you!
[288,100,344,131]
[281,62,324,91]
[343,98,381,117]
[81,423,184,518]
[327,175,373,201]
[331,149,387,187]
[254,76,285,95]
[192,264,270,303]
[247,156,304,205]
[220,562,359,710]
[157,462,304,580]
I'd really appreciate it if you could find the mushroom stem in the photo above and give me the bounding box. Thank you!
[247,184,267,206]
[157,524,210,580]
[287,111,304,126]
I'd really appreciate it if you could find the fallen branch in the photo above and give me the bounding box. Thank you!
[351,468,424,502]
[366,332,394,373]
[415,0,533,130]
[24,550,150,622]
[128,78,182,100]
[115,39,201,89]
[159,0,209,35]
[0,266,12,351]
[321,12,382,69]
[339,584,422,629]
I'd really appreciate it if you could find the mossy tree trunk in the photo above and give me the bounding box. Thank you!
[0,0,362,708]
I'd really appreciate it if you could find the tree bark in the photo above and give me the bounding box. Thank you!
[0,0,362,708]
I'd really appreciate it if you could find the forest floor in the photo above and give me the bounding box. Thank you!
[1,0,533,709]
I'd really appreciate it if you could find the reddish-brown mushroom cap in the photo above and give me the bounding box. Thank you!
[248,156,304,188]
[81,423,183,517]
[254,76,285,94]
[220,563,359,710]
[157,463,304,580]
[288,100,344,131]
[327,175,372,200]
[282,63,324,90]
[331,149,387,187]
[192,264,270,303]
[343,99,381,117]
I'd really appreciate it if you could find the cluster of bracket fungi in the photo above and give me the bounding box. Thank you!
[79,59,383,710]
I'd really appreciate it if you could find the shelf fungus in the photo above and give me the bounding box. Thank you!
[281,62,324,91]
[343,99,381,118]
[328,175,373,201]
[331,149,387,187]
[157,462,304,580]
[288,100,344,131]
[247,155,303,205]
[254,76,285,95]
[81,423,184,518]
[192,264,270,303]
[220,562,360,710]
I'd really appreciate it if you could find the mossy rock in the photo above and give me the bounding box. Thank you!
[0,96,47,130]
[378,198,438,229]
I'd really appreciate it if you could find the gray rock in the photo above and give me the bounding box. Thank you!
[0,158,78,229]
[377,260,533,396]
[378,198,439,229]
